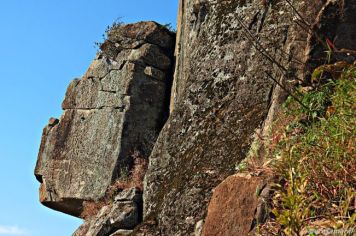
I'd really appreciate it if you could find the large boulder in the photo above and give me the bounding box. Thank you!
[34,21,175,217]
[201,174,271,236]
[140,0,328,235]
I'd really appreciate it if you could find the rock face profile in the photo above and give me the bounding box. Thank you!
[34,0,356,236]
[34,21,175,218]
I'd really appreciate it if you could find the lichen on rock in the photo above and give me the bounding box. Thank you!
[34,0,356,235]
[34,21,175,220]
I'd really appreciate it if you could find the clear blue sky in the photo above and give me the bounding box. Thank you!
[0,1,177,235]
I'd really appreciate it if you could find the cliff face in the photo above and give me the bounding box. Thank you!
[34,1,356,236]
[143,0,321,234]
[139,0,355,235]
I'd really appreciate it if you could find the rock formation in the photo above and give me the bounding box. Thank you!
[141,0,320,234]
[34,1,356,235]
[35,21,175,220]
[139,0,356,235]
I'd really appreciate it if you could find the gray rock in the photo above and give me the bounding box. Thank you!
[128,44,172,71]
[34,21,175,217]
[37,1,356,235]
[86,206,112,236]
[115,188,142,203]
[109,229,133,236]
[109,201,139,229]
[140,0,356,235]
[144,66,166,81]
[73,201,138,236]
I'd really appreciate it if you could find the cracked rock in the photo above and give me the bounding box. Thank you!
[34,21,175,218]
[73,197,140,236]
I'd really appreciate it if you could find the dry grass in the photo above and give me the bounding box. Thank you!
[80,201,108,220]
[111,151,148,192]
[80,151,148,219]
[255,63,356,235]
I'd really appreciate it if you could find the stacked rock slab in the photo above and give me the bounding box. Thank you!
[34,21,175,217]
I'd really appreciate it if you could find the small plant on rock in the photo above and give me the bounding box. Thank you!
[94,17,124,49]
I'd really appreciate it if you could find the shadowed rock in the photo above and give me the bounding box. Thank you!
[34,21,175,218]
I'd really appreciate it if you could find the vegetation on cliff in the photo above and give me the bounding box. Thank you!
[258,63,356,235]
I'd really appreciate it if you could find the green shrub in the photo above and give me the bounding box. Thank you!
[258,63,356,235]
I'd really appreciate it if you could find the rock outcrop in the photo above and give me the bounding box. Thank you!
[140,0,356,235]
[34,21,175,218]
[34,1,356,236]
[141,0,319,234]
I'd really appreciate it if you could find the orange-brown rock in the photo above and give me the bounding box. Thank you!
[202,174,270,236]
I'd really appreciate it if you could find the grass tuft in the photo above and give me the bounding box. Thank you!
[256,62,356,235]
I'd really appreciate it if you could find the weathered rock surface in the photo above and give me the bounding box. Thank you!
[201,174,271,236]
[34,21,175,217]
[140,0,339,235]
[109,230,134,236]
[34,0,356,235]
[73,188,143,236]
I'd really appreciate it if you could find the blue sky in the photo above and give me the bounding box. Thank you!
[0,1,177,235]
